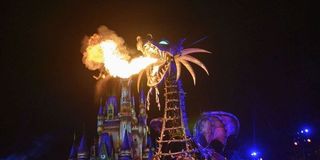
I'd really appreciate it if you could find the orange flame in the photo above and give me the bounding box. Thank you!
[82,27,156,79]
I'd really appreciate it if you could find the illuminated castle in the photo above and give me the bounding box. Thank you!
[68,79,152,160]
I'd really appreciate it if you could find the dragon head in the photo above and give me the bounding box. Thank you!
[136,36,173,88]
[136,36,211,91]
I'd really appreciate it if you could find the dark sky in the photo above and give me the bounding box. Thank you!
[1,0,318,159]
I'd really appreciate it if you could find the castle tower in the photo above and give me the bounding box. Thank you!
[97,99,104,135]
[119,79,133,145]
[77,133,89,160]
[103,96,120,159]
[68,133,77,160]
[119,130,132,160]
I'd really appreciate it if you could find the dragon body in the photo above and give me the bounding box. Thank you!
[137,37,210,159]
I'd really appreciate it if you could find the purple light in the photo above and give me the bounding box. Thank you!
[294,142,298,146]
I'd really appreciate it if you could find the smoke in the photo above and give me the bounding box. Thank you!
[81,25,130,71]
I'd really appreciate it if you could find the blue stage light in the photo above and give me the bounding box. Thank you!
[251,151,258,157]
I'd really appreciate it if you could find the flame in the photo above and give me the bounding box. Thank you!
[83,35,157,79]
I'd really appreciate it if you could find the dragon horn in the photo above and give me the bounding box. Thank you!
[181,48,211,56]
[179,59,196,85]
[178,55,209,75]
[175,58,182,81]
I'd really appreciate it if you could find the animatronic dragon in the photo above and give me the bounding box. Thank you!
[136,37,210,160]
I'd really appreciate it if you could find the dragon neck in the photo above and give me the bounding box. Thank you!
[164,67,191,137]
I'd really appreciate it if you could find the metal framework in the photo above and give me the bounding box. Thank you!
[154,75,196,160]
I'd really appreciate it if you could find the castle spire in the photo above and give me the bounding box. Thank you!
[138,88,147,126]
[98,98,104,116]
[97,98,104,135]
[98,133,112,160]
[119,130,132,160]
[68,132,77,160]
[121,130,131,150]
[139,88,145,107]
[77,131,89,159]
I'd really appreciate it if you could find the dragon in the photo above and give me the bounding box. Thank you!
[136,36,210,160]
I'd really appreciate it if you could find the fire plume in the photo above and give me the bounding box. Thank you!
[82,26,157,79]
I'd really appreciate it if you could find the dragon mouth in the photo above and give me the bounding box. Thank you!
[138,40,172,87]
[146,61,170,87]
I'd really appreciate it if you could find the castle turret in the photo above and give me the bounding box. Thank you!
[119,130,132,160]
[106,96,117,120]
[68,133,77,160]
[138,89,147,127]
[78,133,89,160]
[97,99,104,135]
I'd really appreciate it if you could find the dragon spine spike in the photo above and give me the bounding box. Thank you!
[180,48,211,56]
[179,59,196,85]
[177,55,209,75]
[175,59,182,81]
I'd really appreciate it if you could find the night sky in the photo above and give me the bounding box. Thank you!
[1,0,318,159]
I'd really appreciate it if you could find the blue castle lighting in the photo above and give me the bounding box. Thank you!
[68,79,152,160]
